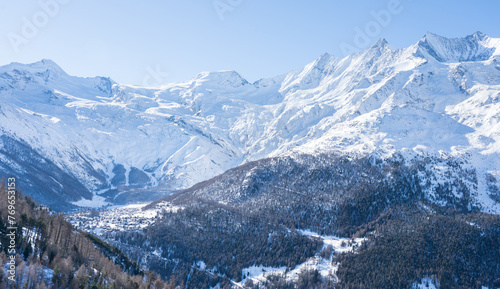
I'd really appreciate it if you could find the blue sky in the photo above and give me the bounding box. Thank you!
[0,0,499,85]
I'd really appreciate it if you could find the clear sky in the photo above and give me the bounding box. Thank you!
[0,0,499,85]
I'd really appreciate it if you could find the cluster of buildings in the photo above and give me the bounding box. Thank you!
[66,201,178,236]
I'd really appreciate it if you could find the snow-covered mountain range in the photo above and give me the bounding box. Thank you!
[0,31,499,211]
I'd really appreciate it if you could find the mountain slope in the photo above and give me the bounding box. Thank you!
[107,153,500,289]
[0,186,168,288]
[0,32,499,210]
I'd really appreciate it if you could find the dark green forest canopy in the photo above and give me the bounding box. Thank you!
[109,153,500,288]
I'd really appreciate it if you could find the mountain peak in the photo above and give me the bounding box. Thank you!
[0,59,68,81]
[423,31,443,39]
[38,58,62,67]
[368,38,391,53]
[30,59,67,74]
[416,31,496,62]
[312,52,336,69]
[193,70,248,87]
[373,38,389,48]
[472,31,486,39]
[318,52,332,60]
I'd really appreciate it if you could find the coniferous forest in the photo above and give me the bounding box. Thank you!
[0,185,168,289]
[94,154,500,288]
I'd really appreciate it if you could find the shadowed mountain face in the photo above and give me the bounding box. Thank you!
[149,153,483,227]
[1,32,500,210]
[0,135,99,210]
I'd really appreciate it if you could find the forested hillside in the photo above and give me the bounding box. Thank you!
[0,184,167,289]
[105,153,500,288]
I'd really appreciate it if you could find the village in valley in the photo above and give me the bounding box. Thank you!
[66,201,179,236]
